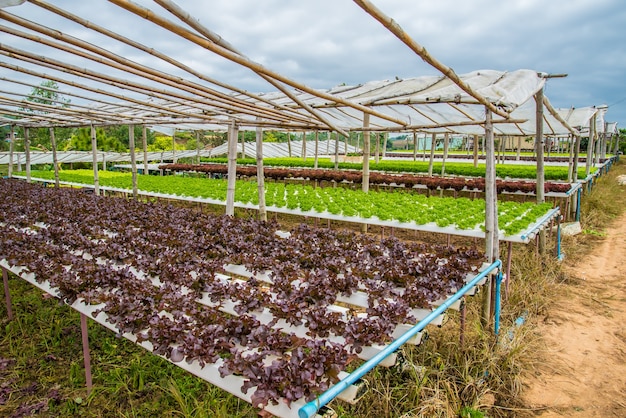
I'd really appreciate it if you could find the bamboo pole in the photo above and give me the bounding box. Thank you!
[482,108,498,329]
[516,136,522,161]
[441,132,449,176]
[0,60,220,125]
[362,113,371,194]
[7,125,14,178]
[535,90,545,203]
[535,89,546,255]
[567,134,575,183]
[334,132,339,169]
[225,121,238,216]
[142,125,148,174]
[382,132,387,158]
[195,130,201,164]
[572,133,581,182]
[49,127,59,188]
[362,113,370,233]
[171,129,177,164]
[28,0,316,126]
[314,131,319,169]
[287,131,292,158]
[412,131,417,161]
[129,125,138,200]
[240,130,246,159]
[375,132,380,164]
[0,45,236,124]
[352,0,510,119]
[585,112,596,177]
[24,127,30,183]
[90,124,99,195]
[256,123,267,222]
[594,119,601,166]
[124,0,408,129]
[428,133,436,176]
[473,134,479,167]
[2,75,206,124]
[0,15,309,126]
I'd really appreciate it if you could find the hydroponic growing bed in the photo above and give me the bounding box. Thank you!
[157,163,577,196]
[0,179,497,417]
[18,171,560,242]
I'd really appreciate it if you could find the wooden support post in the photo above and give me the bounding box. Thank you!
[412,131,417,161]
[374,132,380,164]
[362,113,370,233]
[195,130,201,164]
[473,134,479,167]
[334,132,339,170]
[8,125,14,178]
[566,134,575,183]
[240,130,246,159]
[482,108,498,329]
[2,268,13,320]
[441,132,449,176]
[585,113,596,176]
[428,133,436,176]
[225,121,238,216]
[90,124,100,195]
[24,127,31,183]
[382,132,387,158]
[314,131,319,169]
[79,313,93,394]
[129,125,138,200]
[142,125,149,174]
[49,128,60,188]
[287,131,292,158]
[302,132,307,161]
[256,122,267,222]
[535,89,546,254]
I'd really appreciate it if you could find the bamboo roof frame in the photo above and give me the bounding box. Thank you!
[0,0,580,137]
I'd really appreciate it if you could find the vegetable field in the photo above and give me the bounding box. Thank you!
[21,170,556,237]
[0,179,489,416]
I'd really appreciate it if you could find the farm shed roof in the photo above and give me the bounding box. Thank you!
[0,1,579,136]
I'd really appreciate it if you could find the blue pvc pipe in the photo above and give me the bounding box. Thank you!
[494,271,503,337]
[298,259,502,418]
[575,188,582,222]
[556,216,563,261]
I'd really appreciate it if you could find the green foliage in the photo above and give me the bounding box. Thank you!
[65,127,126,152]
[201,157,594,180]
[24,169,555,236]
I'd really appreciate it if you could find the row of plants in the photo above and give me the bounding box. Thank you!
[0,179,484,409]
[159,163,573,194]
[385,152,606,163]
[201,157,595,180]
[21,170,555,236]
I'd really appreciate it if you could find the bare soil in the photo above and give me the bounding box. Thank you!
[522,212,626,416]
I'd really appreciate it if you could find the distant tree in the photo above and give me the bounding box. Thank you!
[18,80,73,150]
[66,127,126,152]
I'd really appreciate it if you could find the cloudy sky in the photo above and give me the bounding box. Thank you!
[2,0,625,128]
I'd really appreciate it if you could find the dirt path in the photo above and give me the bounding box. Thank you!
[522,211,626,416]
